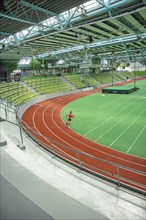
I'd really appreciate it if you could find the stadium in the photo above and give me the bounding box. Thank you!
[0,0,146,219]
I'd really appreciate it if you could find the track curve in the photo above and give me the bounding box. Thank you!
[21,86,146,193]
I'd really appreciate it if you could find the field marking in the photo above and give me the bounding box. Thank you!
[127,125,146,153]
[109,110,145,147]
[95,102,144,142]
[50,98,146,166]
[84,90,144,137]
[84,99,133,136]
[22,90,146,167]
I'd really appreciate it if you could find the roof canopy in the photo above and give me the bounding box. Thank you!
[0,0,146,64]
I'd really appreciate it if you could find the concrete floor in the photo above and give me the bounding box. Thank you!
[0,106,146,220]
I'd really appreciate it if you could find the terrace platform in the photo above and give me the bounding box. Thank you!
[102,85,139,94]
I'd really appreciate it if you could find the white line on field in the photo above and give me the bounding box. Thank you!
[84,91,144,137]
[108,110,145,147]
[94,103,144,142]
[84,101,134,137]
[127,125,146,153]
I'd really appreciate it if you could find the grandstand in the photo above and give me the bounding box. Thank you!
[1,70,143,107]
[0,81,37,107]
[23,76,73,94]
[0,69,145,115]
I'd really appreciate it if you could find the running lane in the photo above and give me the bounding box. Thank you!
[21,88,146,192]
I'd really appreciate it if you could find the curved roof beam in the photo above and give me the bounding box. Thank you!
[0,13,36,25]
[37,32,146,58]
[95,0,112,17]
[0,0,145,61]
[1,0,143,47]
[20,0,57,17]
[0,0,59,26]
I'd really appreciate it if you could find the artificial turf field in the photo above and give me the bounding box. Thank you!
[61,79,146,159]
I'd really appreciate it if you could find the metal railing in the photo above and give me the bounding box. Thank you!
[1,77,146,196]
[20,119,146,195]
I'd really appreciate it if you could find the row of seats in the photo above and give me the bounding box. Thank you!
[64,74,101,88]
[0,81,37,107]
[0,71,139,107]
[23,76,72,94]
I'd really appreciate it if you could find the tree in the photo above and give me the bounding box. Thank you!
[30,57,43,75]
[5,62,18,73]
[92,57,101,72]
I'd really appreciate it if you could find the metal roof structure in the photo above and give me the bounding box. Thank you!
[0,0,146,64]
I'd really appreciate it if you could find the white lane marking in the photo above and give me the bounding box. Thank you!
[127,125,146,153]
[24,93,146,167]
[95,103,144,142]
[84,90,144,137]
[33,99,76,160]
[50,98,146,167]
[109,110,145,147]
[42,102,76,160]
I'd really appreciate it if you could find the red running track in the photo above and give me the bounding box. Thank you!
[21,87,146,193]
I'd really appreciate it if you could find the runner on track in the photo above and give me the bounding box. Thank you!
[66,111,74,127]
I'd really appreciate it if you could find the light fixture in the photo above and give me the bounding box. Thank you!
[88,36,94,43]
[81,7,87,15]
[80,6,88,18]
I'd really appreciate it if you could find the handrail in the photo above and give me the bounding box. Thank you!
[21,120,146,174]
[1,78,145,195]
[20,119,146,194]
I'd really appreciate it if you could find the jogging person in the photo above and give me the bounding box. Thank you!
[66,111,74,127]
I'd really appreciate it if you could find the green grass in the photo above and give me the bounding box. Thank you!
[135,70,146,76]
[61,79,146,159]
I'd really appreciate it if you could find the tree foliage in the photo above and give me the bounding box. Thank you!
[30,57,42,73]
[5,62,18,72]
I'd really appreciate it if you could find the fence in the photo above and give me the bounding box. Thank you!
[21,119,146,196]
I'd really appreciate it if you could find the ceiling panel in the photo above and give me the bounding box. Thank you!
[0,0,145,64]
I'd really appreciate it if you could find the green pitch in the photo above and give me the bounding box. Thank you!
[61,79,146,159]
